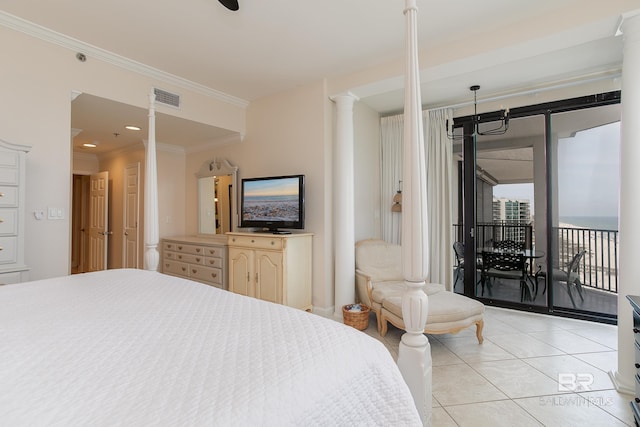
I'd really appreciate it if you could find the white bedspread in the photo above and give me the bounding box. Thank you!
[0,269,420,426]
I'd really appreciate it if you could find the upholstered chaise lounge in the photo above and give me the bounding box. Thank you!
[355,239,485,343]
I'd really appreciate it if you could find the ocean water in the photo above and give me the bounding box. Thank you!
[559,216,618,231]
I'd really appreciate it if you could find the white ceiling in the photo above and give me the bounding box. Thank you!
[0,0,631,154]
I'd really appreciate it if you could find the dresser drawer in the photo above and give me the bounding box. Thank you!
[163,259,189,276]
[0,209,17,236]
[0,237,17,264]
[228,234,283,250]
[203,246,223,257]
[167,251,206,265]
[0,151,19,168]
[0,186,18,208]
[0,271,21,285]
[189,265,223,286]
[204,256,222,268]
[0,168,18,186]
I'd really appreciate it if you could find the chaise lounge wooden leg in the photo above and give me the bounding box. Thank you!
[380,318,388,337]
[475,319,484,344]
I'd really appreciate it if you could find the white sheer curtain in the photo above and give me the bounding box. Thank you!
[425,108,454,290]
[380,108,454,288]
[380,114,403,244]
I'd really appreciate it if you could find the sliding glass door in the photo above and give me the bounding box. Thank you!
[454,92,620,322]
[548,105,620,318]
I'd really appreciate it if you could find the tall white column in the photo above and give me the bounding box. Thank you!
[397,0,431,425]
[332,93,358,318]
[612,9,640,395]
[144,92,159,271]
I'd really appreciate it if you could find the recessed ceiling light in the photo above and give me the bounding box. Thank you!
[125,125,141,131]
[83,142,99,148]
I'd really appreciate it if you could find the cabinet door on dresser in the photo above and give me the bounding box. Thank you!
[255,250,283,304]
[229,248,252,297]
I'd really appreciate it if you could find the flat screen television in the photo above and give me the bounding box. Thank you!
[240,174,305,234]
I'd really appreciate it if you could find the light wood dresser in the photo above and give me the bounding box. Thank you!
[161,235,227,290]
[227,232,312,311]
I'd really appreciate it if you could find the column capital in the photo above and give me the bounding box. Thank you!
[329,92,360,104]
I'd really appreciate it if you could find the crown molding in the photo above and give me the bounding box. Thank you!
[0,11,249,109]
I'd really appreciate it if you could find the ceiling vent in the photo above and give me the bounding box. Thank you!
[153,87,180,108]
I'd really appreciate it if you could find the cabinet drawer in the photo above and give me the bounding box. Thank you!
[189,265,223,285]
[203,246,223,257]
[0,186,18,208]
[0,168,18,186]
[163,260,189,276]
[228,235,283,250]
[0,209,17,236]
[204,256,222,268]
[0,151,19,168]
[0,237,17,264]
[0,271,21,285]
[167,251,205,265]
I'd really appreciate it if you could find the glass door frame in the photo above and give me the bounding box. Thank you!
[455,90,620,323]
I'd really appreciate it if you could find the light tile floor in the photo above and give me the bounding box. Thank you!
[363,306,634,426]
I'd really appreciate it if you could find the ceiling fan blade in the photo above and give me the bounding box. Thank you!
[218,0,239,11]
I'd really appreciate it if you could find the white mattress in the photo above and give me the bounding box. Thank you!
[0,269,420,426]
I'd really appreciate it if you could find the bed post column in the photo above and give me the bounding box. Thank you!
[397,0,431,425]
[144,91,160,271]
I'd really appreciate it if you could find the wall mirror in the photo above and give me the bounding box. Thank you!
[196,159,238,235]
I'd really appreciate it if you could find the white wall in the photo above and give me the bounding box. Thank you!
[0,26,243,280]
[184,80,333,310]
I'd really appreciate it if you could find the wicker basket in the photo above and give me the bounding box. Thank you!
[342,304,370,330]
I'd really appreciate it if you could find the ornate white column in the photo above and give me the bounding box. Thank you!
[144,92,159,271]
[331,93,358,318]
[612,9,640,395]
[397,0,431,425]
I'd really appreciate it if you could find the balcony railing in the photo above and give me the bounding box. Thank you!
[453,222,619,294]
[554,226,618,293]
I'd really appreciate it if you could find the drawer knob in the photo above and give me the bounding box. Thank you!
[212,273,217,278]
[196,257,201,262]
[251,239,255,243]
[181,267,187,272]
[168,244,173,249]
[192,269,198,274]
[178,245,183,250]
[636,363,640,369]
[165,263,169,267]
[636,398,640,403]
[178,255,182,259]
[196,248,201,253]
[634,328,640,334]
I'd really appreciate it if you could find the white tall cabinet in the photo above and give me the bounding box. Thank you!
[227,232,312,311]
[0,139,31,285]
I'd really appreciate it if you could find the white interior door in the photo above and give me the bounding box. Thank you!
[88,171,109,271]
[123,163,140,268]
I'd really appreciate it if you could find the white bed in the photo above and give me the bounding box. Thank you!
[0,268,420,426]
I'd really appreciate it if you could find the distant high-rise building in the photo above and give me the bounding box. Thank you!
[492,198,531,243]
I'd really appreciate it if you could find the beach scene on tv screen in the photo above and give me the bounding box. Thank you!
[243,178,300,222]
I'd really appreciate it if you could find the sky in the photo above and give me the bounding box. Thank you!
[492,121,620,218]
